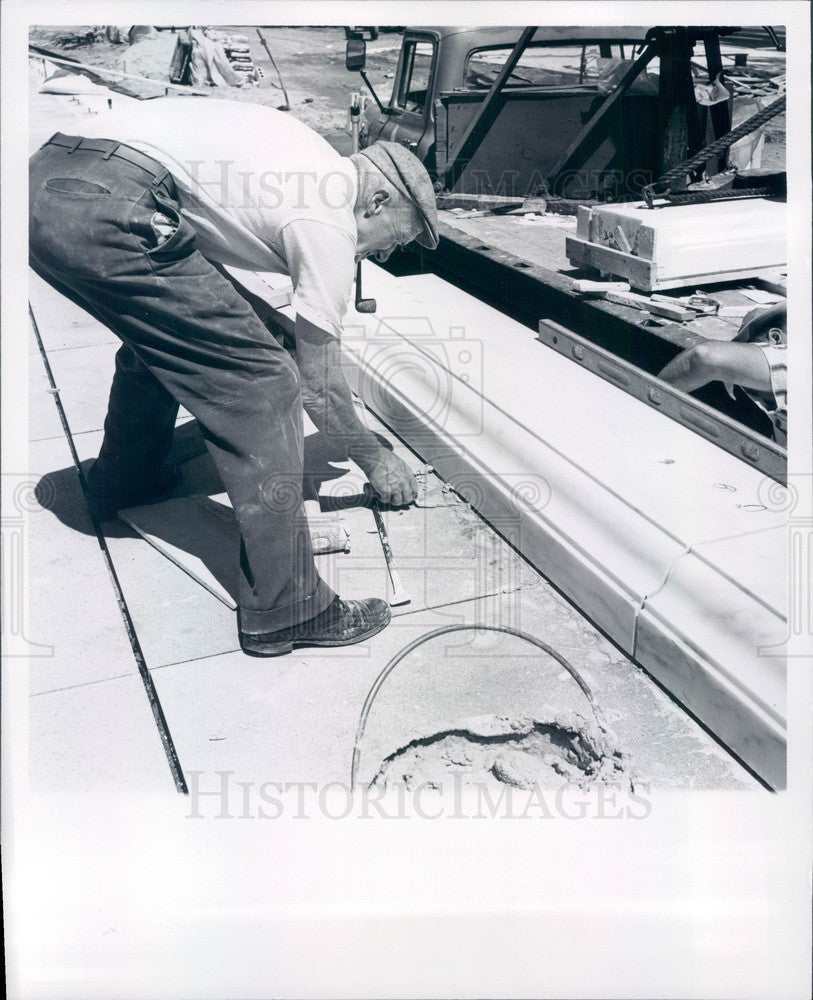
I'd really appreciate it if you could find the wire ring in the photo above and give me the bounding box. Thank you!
[350,623,603,789]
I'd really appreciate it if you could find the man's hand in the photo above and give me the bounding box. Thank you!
[364,449,417,507]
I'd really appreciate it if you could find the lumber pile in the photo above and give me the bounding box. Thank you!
[566,198,787,292]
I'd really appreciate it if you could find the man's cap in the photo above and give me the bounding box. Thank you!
[359,141,439,250]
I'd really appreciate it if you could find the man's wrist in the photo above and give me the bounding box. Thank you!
[347,431,383,471]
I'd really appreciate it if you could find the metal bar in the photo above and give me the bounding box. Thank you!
[359,69,386,113]
[702,33,731,177]
[370,504,411,606]
[547,37,659,185]
[256,29,290,110]
[537,318,786,484]
[704,33,731,139]
[440,26,537,190]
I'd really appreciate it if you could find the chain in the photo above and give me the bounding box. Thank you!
[642,94,786,207]
[661,186,782,206]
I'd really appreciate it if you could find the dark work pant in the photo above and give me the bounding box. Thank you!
[29,137,336,633]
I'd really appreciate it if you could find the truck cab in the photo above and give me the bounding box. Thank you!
[356,26,654,181]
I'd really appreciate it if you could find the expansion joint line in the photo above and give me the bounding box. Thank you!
[28,303,188,794]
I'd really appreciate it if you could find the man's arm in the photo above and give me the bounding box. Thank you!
[294,313,417,506]
[658,341,773,394]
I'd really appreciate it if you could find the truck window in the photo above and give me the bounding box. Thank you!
[465,44,635,88]
[397,40,434,112]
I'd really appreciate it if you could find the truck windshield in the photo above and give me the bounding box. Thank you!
[465,43,639,88]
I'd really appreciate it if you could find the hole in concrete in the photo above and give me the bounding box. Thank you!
[371,713,631,791]
[514,261,531,268]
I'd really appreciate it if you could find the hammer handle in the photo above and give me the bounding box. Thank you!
[372,503,411,607]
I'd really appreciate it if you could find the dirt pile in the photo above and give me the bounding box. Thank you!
[372,712,632,791]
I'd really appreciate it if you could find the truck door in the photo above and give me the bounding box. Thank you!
[385,36,437,169]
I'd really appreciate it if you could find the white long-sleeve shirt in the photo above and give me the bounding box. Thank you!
[80,98,358,335]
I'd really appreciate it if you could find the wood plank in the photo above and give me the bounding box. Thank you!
[436,193,524,212]
[599,288,695,321]
[565,235,656,288]
[566,235,787,292]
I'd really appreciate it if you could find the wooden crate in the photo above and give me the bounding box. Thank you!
[566,198,787,291]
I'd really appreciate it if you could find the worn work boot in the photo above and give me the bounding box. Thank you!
[239,596,391,657]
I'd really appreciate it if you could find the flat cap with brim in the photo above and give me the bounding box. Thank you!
[359,141,439,250]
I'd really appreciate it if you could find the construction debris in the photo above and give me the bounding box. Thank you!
[171,28,260,88]
[371,712,633,791]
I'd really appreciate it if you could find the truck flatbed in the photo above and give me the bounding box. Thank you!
[435,208,784,351]
[403,209,786,456]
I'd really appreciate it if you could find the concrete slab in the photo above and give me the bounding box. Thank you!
[28,435,139,695]
[29,270,120,352]
[359,586,760,791]
[116,471,534,614]
[30,673,175,791]
[150,581,756,790]
[106,520,240,668]
[148,596,542,787]
[103,489,534,671]
[54,428,240,667]
[37,340,118,435]
[71,392,534,671]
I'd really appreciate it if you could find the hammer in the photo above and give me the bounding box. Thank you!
[355,262,376,313]
[351,393,411,608]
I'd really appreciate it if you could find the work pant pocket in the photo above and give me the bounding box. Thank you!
[44,177,112,196]
[130,192,197,267]
[29,181,134,279]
